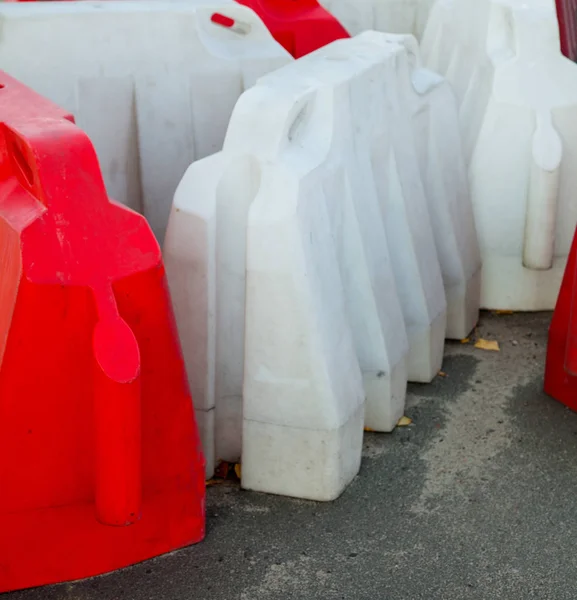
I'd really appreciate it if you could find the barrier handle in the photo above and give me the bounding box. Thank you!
[225,85,333,160]
[92,285,142,527]
[522,110,562,271]
[382,33,422,69]
[200,4,276,42]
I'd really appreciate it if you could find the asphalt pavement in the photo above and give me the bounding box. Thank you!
[7,311,577,600]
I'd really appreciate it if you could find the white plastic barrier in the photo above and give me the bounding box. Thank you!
[243,34,448,498]
[0,1,292,242]
[165,32,454,492]
[165,38,408,479]
[385,33,481,339]
[423,0,577,310]
[243,54,411,434]
[320,0,435,38]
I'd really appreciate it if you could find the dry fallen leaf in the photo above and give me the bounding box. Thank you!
[475,338,500,352]
[438,371,447,378]
[206,479,224,487]
[494,310,514,315]
[234,463,242,480]
[397,416,412,427]
[460,337,470,344]
[364,426,375,432]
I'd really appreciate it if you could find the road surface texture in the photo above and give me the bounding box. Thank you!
[7,312,577,600]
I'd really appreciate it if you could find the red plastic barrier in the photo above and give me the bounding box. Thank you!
[545,225,577,410]
[556,0,577,61]
[0,71,205,593]
[231,0,349,58]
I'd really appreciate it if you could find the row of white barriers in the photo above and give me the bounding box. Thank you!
[2,0,577,500]
[164,31,481,498]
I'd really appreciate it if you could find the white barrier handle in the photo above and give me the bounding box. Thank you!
[380,33,423,69]
[224,82,335,161]
[522,109,562,270]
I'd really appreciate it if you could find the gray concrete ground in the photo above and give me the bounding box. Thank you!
[7,311,577,600]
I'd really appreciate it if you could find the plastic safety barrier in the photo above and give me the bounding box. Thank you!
[0,72,205,593]
[0,1,292,242]
[164,32,456,492]
[556,0,577,61]
[422,0,577,311]
[242,34,447,498]
[320,0,434,38]
[545,226,577,411]
[234,0,349,57]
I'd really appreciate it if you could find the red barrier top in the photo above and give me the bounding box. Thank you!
[233,0,350,57]
[0,71,205,593]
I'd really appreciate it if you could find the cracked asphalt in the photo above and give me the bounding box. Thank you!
[7,311,577,600]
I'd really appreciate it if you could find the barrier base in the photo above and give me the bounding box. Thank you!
[363,358,408,432]
[242,403,364,501]
[481,256,566,311]
[445,266,482,340]
[407,311,446,383]
[1,485,204,593]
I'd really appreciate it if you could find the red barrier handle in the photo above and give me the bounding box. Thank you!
[92,285,142,527]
